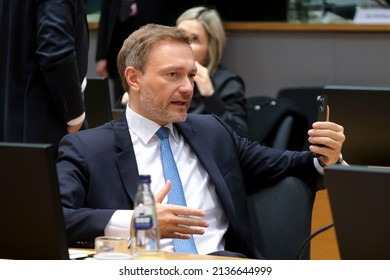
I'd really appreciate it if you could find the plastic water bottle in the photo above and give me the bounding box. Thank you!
[130,175,160,259]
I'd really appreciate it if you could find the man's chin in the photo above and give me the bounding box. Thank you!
[170,112,187,123]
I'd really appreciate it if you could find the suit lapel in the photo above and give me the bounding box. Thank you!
[112,115,236,216]
[175,121,237,218]
[113,115,139,202]
[175,122,219,178]
[176,119,252,251]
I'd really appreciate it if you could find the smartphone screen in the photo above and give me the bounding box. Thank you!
[317,94,328,122]
[314,94,328,157]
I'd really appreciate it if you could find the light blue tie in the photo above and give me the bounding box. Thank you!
[155,127,198,254]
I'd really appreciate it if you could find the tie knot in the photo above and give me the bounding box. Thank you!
[155,127,170,140]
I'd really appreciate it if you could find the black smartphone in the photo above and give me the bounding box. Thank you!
[317,94,328,122]
[313,94,328,157]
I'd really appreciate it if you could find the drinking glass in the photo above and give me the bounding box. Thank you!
[94,236,132,260]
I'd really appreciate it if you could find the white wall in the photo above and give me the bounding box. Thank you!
[222,30,390,97]
[88,27,390,100]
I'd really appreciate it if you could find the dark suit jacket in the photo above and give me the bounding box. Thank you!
[57,113,319,259]
[0,0,89,150]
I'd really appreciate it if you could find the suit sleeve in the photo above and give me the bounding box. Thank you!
[36,0,85,123]
[95,0,111,61]
[57,132,116,245]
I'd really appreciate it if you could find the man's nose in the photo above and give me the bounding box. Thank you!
[179,77,194,93]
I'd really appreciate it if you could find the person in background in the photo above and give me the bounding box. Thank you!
[57,24,345,259]
[83,0,101,13]
[177,6,248,137]
[0,0,88,155]
[96,0,204,108]
[96,0,138,109]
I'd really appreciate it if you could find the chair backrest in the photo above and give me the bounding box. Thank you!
[246,95,308,151]
[247,176,316,260]
[277,87,325,150]
[84,77,113,128]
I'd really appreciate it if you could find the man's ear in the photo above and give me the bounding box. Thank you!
[124,66,140,92]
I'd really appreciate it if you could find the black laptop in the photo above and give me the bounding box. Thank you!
[322,85,390,167]
[324,164,390,260]
[0,143,69,259]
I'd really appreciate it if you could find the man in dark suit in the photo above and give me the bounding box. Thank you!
[0,0,88,154]
[58,24,345,259]
[95,0,204,108]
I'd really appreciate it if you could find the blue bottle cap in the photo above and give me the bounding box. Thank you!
[139,175,151,184]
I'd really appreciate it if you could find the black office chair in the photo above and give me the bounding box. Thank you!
[277,87,325,150]
[246,95,308,151]
[247,176,316,260]
[84,77,113,128]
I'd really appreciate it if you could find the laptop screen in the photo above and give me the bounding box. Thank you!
[0,143,69,260]
[323,85,390,167]
[325,164,390,260]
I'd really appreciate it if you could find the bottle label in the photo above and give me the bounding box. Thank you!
[134,205,154,230]
[134,215,153,230]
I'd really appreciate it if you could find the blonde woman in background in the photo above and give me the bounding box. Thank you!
[176,6,248,137]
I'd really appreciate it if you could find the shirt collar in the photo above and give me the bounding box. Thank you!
[125,107,177,144]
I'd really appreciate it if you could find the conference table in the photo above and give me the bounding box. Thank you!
[70,248,248,260]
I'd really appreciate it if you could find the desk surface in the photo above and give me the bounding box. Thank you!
[149,252,247,260]
[70,248,247,260]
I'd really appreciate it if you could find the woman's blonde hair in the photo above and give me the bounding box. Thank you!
[176,6,226,75]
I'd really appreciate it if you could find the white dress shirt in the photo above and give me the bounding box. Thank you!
[105,107,229,254]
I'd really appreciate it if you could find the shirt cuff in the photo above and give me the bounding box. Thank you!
[314,157,325,175]
[81,76,87,93]
[104,210,134,239]
[314,153,349,175]
[66,112,85,126]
